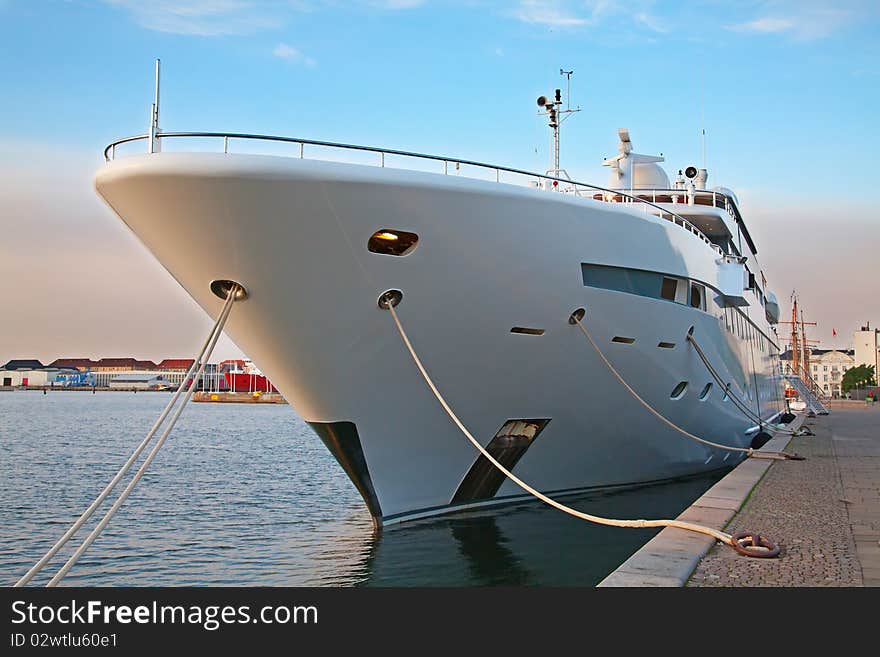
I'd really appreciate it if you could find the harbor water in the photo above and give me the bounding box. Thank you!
[0,392,727,586]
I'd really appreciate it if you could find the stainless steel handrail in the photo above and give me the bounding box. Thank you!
[103,131,722,254]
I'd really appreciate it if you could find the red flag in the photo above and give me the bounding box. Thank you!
[832,328,837,336]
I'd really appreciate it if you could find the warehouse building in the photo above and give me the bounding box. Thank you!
[108,374,172,390]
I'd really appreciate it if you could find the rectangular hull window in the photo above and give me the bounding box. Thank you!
[583,264,696,307]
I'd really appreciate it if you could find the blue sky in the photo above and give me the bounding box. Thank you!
[1,0,878,361]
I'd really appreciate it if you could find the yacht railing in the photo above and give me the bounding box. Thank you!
[104,132,723,254]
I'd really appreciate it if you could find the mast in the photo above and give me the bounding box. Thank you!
[799,306,818,386]
[536,69,580,181]
[791,297,799,377]
[148,58,161,153]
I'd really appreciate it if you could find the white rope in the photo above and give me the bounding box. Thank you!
[386,304,735,547]
[573,317,755,454]
[686,333,798,436]
[44,289,237,587]
[573,316,796,461]
[15,287,238,587]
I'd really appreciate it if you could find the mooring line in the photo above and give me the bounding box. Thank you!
[685,332,804,438]
[571,311,801,461]
[15,285,240,587]
[382,296,779,558]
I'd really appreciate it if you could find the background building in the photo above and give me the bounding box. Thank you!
[108,373,171,390]
[2,356,227,390]
[780,348,855,398]
[1,359,90,387]
[854,324,880,376]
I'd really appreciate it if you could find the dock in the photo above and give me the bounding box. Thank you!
[192,391,287,404]
[599,405,879,586]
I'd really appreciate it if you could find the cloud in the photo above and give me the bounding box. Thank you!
[512,0,589,27]
[730,16,795,34]
[273,42,316,66]
[726,1,872,40]
[101,0,426,37]
[102,0,282,36]
[363,0,425,8]
[511,0,667,34]
[634,10,667,34]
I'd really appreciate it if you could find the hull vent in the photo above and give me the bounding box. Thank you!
[451,419,550,504]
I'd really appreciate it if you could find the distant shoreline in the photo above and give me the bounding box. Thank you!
[1,386,171,393]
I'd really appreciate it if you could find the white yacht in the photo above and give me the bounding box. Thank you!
[95,74,785,526]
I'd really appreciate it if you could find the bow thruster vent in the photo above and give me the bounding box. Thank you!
[451,419,550,504]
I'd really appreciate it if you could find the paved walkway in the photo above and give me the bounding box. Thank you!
[833,407,880,585]
[689,406,879,587]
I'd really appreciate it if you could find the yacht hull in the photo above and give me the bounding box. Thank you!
[95,153,783,525]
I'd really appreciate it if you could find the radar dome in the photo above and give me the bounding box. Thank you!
[602,129,670,190]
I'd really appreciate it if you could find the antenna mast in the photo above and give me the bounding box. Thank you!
[700,59,706,169]
[149,58,161,154]
[536,69,581,180]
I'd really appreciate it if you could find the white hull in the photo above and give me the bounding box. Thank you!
[95,153,784,525]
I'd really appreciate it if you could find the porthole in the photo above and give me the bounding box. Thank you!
[670,381,688,400]
[722,384,731,401]
[699,382,713,401]
[368,229,419,256]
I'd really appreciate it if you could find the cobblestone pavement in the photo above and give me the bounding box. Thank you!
[832,407,880,585]
[688,408,877,587]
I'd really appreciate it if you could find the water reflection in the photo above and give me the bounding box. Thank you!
[360,473,726,587]
[0,392,726,587]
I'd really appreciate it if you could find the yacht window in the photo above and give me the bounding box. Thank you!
[670,381,688,400]
[690,283,706,310]
[699,382,713,401]
[581,264,660,298]
[660,277,678,301]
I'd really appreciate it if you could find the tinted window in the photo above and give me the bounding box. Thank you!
[661,277,678,301]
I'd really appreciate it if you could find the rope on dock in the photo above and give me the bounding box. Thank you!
[15,285,240,587]
[382,295,779,558]
[571,310,801,461]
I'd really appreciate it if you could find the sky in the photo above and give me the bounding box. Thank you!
[1,0,878,363]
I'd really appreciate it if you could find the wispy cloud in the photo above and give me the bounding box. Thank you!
[727,1,871,40]
[273,42,316,66]
[100,0,427,36]
[363,0,425,8]
[512,0,589,27]
[511,0,666,34]
[730,16,795,34]
[634,10,667,34]
[102,0,282,36]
